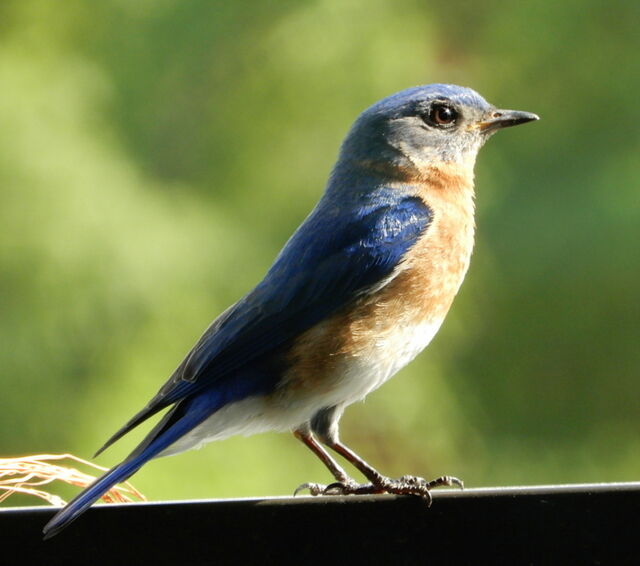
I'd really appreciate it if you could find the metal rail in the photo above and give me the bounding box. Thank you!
[2,482,639,565]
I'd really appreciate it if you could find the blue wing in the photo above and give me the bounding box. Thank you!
[43,190,432,539]
[95,190,432,454]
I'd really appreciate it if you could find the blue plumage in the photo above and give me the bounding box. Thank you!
[107,186,431,426]
[43,186,431,538]
[43,392,225,539]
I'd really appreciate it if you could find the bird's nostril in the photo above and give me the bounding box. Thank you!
[492,111,503,118]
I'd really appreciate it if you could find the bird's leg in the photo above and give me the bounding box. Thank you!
[296,407,462,500]
[292,429,360,496]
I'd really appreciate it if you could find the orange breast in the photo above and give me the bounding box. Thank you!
[281,162,476,398]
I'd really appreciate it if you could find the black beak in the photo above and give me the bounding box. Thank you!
[477,109,539,133]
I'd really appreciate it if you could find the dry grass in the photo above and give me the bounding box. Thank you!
[0,454,146,506]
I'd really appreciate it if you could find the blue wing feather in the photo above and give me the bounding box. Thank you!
[166,191,431,397]
[44,190,433,538]
[95,188,432,454]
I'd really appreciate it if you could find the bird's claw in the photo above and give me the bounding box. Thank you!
[294,482,326,496]
[294,479,368,497]
[294,474,463,501]
[376,474,463,504]
[425,474,464,490]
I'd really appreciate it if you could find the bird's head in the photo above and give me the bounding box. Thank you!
[339,84,538,179]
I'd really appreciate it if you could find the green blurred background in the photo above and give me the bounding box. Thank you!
[2,0,639,505]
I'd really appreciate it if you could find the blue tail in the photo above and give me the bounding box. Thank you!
[43,397,213,539]
[42,454,147,539]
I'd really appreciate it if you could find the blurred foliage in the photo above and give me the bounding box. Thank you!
[1,0,639,505]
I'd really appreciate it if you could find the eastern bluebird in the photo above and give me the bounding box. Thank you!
[43,84,537,538]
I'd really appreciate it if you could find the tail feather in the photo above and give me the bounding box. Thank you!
[42,456,145,540]
[93,399,169,458]
[43,396,215,539]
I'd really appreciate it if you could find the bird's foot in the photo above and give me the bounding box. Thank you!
[294,478,365,497]
[374,474,464,504]
[294,474,463,502]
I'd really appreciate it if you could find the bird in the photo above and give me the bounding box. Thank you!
[43,84,538,538]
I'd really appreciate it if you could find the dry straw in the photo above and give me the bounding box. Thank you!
[0,454,145,506]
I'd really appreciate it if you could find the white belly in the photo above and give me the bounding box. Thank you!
[328,318,444,405]
[160,319,443,457]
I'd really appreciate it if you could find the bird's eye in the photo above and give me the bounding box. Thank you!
[428,103,458,127]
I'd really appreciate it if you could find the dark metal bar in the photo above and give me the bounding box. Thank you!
[2,482,639,565]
